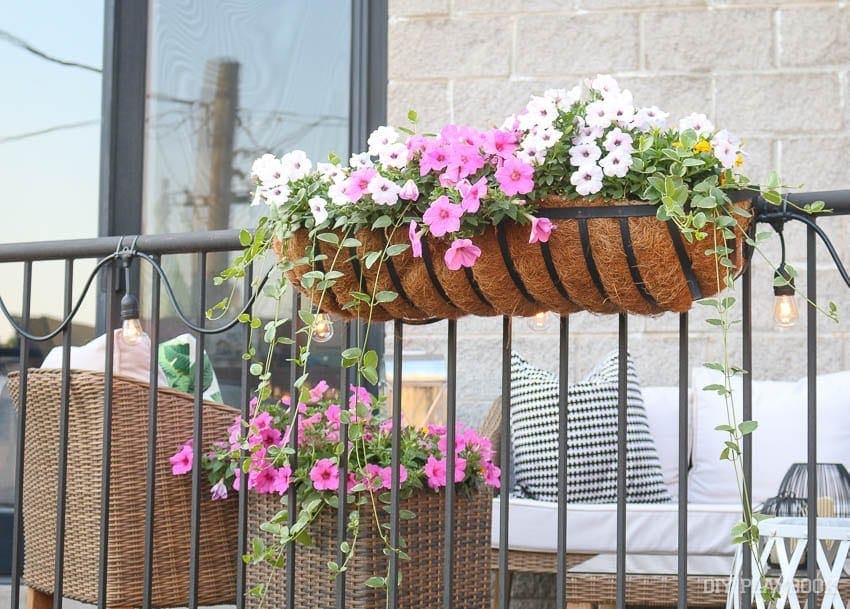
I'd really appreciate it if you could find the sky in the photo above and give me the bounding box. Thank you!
[0,0,351,343]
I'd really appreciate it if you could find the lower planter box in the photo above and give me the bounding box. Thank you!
[247,486,493,609]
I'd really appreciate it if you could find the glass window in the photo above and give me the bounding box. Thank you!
[0,1,104,509]
[143,0,353,405]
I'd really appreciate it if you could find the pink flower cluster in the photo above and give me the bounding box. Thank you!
[406,124,537,270]
[173,380,501,503]
[421,423,501,491]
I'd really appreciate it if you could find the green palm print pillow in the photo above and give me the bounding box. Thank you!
[158,333,223,404]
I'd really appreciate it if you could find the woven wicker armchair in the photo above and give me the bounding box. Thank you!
[479,400,733,609]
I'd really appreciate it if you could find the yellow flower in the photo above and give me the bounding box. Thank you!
[735,153,744,167]
[719,173,727,185]
[693,139,712,153]
[672,141,682,148]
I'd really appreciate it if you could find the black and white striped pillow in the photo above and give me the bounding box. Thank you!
[510,350,671,503]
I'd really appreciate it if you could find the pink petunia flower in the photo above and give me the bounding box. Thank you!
[529,216,555,244]
[349,385,373,410]
[482,129,518,158]
[170,440,193,475]
[438,429,468,455]
[424,456,467,489]
[378,464,408,490]
[409,221,423,258]
[419,143,450,176]
[484,462,501,488]
[444,238,481,271]
[310,458,340,491]
[342,167,378,202]
[309,380,329,403]
[426,423,447,437]
[445,144,485,181]
[399,179,420,201]
[249,463,281,494]
[495,157,535,197]
[458,176,488,213]
[211,479,228,501]
[325,403,342,427]
[406,134,428,155]
[424,455,446,489]
[422,196,463,237]
[274,465,293,494]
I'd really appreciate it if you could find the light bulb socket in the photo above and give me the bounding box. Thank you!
[774,265,795,297]
[120,292,139,321]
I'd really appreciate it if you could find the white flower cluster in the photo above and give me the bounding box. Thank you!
[567,75,641,196]
[509,86,581,165]
[250,150,313,207]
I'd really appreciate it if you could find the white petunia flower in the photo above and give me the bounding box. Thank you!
[518,95,558,131]
[500,114,520,132]
[367,126,400,155]
[606,90,635,126]
[378,142,411,169]
[711,129,740,148]
[349,152,374,168]
[603,128,634,153]
[544,86,582,112]
[591,74,621,98]
[569,142,602,167]
[678,113,714,137]
[630,106,669,131]
[280,150,312,182]
[516,144,547,166]
[529,126,563,150]
[251,153,286,186]
[308,196,329,224]
[327,181,350,206]
[599,150,633,178]
[264,183,291,207]
[570,163,604,196]
[584,100,614,129]
[711,129,742,169]
[317,162,345,183]
[572,120,604,145]
[366,175,400,206]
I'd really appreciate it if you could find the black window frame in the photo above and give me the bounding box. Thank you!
[95,0,388,332]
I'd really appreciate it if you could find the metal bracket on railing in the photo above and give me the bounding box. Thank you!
[754,194,850,289]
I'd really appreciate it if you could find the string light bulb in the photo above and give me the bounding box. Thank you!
[119,255,144,345]
[773,264,799,329]
[312,313,335,343]
[527,311,551,333]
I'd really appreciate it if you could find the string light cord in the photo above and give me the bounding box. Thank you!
[0,242,272,342]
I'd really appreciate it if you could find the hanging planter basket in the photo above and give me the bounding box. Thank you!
[281,194,752,322]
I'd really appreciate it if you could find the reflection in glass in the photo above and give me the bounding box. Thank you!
[143,0,352,405]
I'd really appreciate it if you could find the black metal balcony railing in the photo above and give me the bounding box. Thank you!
[1,190,850,609]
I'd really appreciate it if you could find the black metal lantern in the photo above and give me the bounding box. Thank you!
[773,463,850,517]
[761,463,850,570]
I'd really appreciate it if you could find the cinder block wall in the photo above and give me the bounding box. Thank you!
[384,0,850,435]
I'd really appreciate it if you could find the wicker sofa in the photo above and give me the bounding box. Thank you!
[480,369,850,608]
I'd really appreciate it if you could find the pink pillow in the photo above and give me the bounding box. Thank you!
[40,329,168,387]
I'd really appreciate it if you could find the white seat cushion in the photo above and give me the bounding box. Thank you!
[491,497,742,556]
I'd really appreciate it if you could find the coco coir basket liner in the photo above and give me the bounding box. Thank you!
[282,195,752,322]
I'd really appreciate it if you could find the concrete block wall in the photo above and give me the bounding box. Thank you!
[384,3,850,606]
[384,0,850,434]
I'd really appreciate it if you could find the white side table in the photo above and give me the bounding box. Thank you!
[728,517,850,609]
